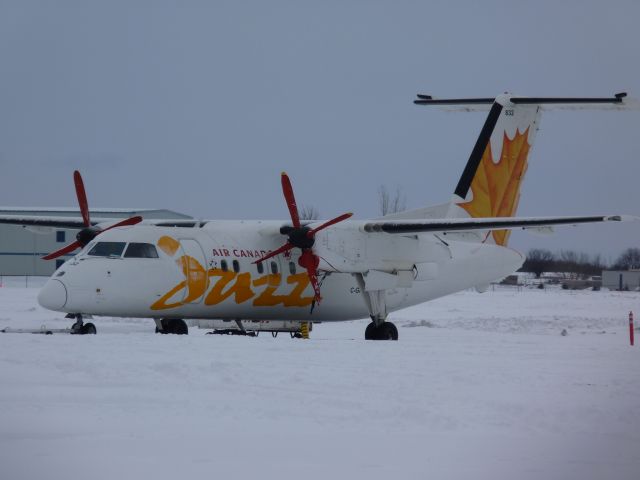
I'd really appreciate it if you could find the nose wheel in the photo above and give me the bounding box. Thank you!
[69,314,97,335]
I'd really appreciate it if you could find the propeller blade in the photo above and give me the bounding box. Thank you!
[42,241,83,260]
[307,273,321,304]
[299,249,322,303]
[281,172,301,228]
[307,212,353,237]
[99,215,143,233]
[73,170,91,227]
[252,242,295,264]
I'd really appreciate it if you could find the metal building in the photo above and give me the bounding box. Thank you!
[0,208,193,276]
[602,270,640,291]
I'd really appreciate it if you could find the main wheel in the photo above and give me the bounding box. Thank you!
[379,322,398,341]
[364,321,398,341]
[158,319,188,335]
[365,322,378,340]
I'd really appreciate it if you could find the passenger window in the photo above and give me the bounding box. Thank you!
[257,262,264,274]
[221,260,228,272]
[289,262,296,275]
[270,261,278,274]
[232,260,240,272]
[88,242,126,257]
[124,243,159,258]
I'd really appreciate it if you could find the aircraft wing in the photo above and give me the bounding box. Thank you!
[0,215,98,229]
[362,215,635,234]
[0,215,200,229]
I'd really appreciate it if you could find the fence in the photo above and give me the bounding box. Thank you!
[0,276,49,288]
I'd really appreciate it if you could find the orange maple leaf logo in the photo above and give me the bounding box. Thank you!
[459,127,531,246]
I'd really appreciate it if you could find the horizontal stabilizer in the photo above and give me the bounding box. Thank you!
[414,92,637,111]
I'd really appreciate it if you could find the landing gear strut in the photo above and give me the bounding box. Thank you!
[69,314,97,335]
[155,318,188,335]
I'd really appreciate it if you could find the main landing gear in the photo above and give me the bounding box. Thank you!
[354,273,398,341]
[155,318,189,335]
[68,314,97,335]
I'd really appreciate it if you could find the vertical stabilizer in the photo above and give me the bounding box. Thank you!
[450,94,541,245]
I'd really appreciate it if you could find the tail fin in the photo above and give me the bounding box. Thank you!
[415,92,630,246]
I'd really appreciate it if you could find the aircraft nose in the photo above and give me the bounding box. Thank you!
[38,279,68,310]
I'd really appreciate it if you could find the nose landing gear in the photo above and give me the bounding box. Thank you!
[68,314,97,335]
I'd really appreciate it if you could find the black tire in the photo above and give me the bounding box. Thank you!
[159,319,188,335]
[365,322,378,340]
[380,322,398,341]
[365,321,398,341]
[81,322,97,335]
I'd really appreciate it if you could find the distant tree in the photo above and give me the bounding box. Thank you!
[522,249,555,278]
[521,249,605,279]
[378,185,406,216]
[558,250,580,278]
[613,248,640,270]
[300,205,320,220]
[584,253,606,277]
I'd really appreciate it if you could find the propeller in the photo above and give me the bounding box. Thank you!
[253,172,352,305]
[42,171,143,260]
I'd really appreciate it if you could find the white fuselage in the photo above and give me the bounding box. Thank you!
[37,221,524,322]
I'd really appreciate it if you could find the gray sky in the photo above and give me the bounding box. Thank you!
[1,0,639,261]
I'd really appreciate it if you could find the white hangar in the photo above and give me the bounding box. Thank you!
[0,208,193,276]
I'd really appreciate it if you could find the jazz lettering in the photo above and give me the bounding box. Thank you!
[151,261,314,311]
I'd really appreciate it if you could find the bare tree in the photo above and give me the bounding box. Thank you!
[613,248,640,270]
[522,249,555,278]
[378,185,406,216]
[521,249,606,279]
[300,204,320,220]
[558,250,580,278]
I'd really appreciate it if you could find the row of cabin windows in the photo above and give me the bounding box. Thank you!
[218,259,297,275]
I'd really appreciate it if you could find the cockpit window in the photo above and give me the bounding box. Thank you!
[124,243,159,259]
[87,242,126,257]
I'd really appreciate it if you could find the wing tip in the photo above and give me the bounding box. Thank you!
[609,214,640,222]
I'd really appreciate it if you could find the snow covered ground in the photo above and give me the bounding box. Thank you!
[1,282,639,480]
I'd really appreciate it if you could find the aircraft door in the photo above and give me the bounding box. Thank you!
[178,238,208,304]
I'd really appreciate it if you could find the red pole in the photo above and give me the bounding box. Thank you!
[630,311,635,346]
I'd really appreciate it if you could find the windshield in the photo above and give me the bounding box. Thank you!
[124,243,159,258]
[87,242,126,257]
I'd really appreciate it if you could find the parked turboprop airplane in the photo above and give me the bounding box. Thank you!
[0,93,635,339]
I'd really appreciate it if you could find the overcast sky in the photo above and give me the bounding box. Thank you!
[1,0,639,260]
